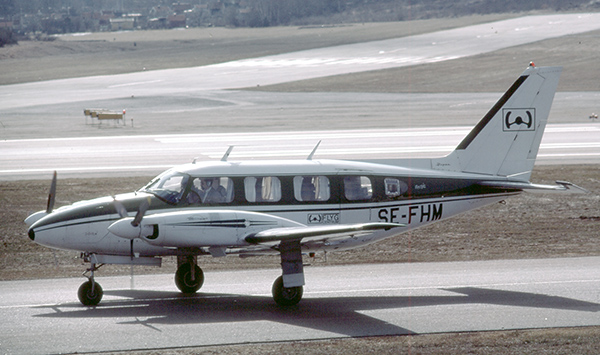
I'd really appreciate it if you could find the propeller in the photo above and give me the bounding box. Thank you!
[109,196,151,236]
[25,171,58,227]
[112,197,128,219]
[46,171,57,214]
[131,197,150,227]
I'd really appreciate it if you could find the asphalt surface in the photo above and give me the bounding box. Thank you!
[1,257,599,354]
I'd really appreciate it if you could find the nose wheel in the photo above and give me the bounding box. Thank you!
[78,280,103,306]
[78,257,104,306]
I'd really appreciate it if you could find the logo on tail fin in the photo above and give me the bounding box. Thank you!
[503,108,535,131]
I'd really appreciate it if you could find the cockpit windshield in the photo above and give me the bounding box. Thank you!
[139,170,190,204]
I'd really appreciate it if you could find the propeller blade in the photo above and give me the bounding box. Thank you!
[112,197,129,218]
[131,197,150,227]
[46,171,57,214]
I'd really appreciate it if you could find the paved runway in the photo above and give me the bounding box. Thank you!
[2,13,600,112]
[1,122,599,180]
[1,257,599,354]
[2,14,600,182]
[2,13,600,142]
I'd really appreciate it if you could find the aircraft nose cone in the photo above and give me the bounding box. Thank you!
[28,228,35,241]
[108,218,139,239]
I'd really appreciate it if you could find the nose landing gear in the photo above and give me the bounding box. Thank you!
[78,254,104,306]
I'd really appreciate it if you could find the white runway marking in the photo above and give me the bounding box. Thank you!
[0,124,597,179]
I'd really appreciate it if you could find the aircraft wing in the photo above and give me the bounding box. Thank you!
[245,222,404,244]
[479,180,590,194]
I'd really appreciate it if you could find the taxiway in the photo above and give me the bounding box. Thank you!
[1,257,599,354]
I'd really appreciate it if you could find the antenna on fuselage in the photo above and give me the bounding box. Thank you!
[221,145,234,161]
[307,141,321,160]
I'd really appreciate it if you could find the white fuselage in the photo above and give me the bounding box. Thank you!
[28,158,519,258]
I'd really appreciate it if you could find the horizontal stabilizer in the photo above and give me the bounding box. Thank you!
[245,222,404,244]
[479,180,590,194]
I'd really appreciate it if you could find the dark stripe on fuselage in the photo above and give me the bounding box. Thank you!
[30,192,519,238]
[30,176,520,233]
[169,219,278,228]
[456,75,528,150]
[31,216,118,233]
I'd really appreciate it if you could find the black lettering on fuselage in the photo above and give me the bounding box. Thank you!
[408,206,418,224]
[378,203,443,225]
[420,203,443,223]
[378,207,400,223]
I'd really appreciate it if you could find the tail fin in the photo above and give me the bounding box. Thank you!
[432,64,562,181]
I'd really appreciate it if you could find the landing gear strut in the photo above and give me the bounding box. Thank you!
[272,240,305,306]
[78,254,104,306]
[175,255,204,293]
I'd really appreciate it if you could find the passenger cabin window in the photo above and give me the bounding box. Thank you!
[384,178,408,198]
[344,176,372,201]
[294,176,330,202]
[188,177,233,204]
[245,176,281,202]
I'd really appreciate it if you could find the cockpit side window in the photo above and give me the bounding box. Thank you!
[244,176,281,203]
[188,177,234,204]
[294,176,330,202]
[141,171,189,204]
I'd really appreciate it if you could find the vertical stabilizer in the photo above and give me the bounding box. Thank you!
[432,65,562,181]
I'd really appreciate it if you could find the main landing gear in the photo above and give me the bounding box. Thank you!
[175,255,204,293]
[75,249,305,307]
[272,275,303,306]
[272,240,305,307]
[174,244,306,307]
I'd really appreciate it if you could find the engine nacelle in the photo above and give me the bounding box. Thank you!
[108,210,303,248]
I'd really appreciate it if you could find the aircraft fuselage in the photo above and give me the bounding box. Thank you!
[28,158,518,257]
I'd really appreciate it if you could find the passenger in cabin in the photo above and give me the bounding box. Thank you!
[200,178,219,203]
[212,178,227,201]
[199,178,225,203]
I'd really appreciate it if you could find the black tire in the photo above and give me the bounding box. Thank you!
[77,280,103,306]
[175,263,204,293]
[272,276,303,307]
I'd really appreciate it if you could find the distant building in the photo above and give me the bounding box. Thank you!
[168,14,186,28]
[0,19,13,29]
[110,18,134,31]
[173,3,194,14]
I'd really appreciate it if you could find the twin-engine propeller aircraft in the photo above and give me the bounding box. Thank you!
[26,64,586,307]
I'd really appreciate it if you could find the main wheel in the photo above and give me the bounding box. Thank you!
[78,280,103,306]
[175,263,204,293]
[272,276,303,307]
